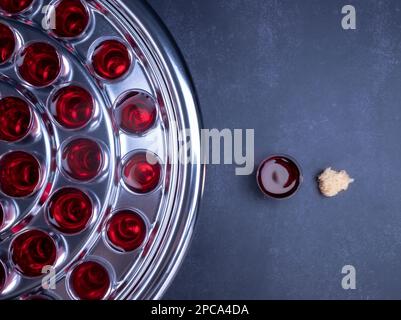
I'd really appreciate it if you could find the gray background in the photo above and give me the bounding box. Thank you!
[147,0,401,299]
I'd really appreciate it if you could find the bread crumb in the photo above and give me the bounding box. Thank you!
[318,168,354,197]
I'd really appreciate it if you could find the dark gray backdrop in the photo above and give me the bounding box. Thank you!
[147,0,401,299]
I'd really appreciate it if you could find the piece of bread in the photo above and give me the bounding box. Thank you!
[318,168,354,197]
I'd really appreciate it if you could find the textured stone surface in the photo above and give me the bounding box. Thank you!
[148,0,401,299]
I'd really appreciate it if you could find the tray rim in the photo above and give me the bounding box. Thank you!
[110,0,205,300]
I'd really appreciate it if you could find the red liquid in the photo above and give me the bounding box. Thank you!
[69,261,110,300]
[50,85,94,129]
[54,0,89,38]
[0,0,33,14]
[47,187,93,234]
[17,42,61,87]
[61,138,104,181]
[122,152,161,194]
[0,22,15,64]
[0,151,41,198]
[116,91,157,135]
[257,155,302,199]
[106,210,147,252]
[91,40,131,80]
[11,229,57,277]
[0,97,32,142]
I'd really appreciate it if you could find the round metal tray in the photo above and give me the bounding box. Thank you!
[0,0,203,300]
